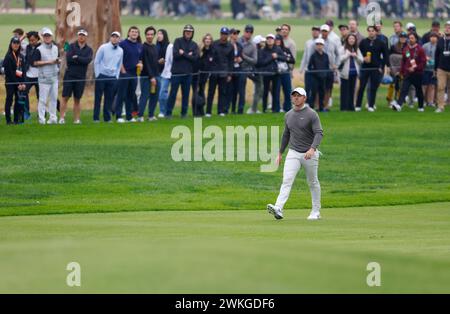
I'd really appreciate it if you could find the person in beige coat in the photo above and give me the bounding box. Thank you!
[338,34,363,111]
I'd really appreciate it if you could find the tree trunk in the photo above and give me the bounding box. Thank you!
[55,0,122,78]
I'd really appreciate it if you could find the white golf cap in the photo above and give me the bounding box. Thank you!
[77,29,88,36]
[291,87,307,97]
[41,28,53,36]
[406,22,416,30]
[266,33,276,39]
[320,24,330,32]
[111,31,121,37]
[315,38,325,45]
[252,35,264,45]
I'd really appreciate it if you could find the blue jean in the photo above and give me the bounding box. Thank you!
[139,76,161,118]
[280,72,292,111]
[230,73,246,114]
[167,74,192,117]
[94,74,117,122]
[115,72,137,120]
[159,77,170,115]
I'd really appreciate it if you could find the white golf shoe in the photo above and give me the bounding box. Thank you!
[307,211,321,221]
[267,204,284,220]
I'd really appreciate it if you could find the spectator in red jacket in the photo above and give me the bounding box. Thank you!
[392,33,427,112]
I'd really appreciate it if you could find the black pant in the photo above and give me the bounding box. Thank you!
[263,75,281,113]
[194,73,209,116]
[207,75,230,115]
[356,69,382,109]
[340,74,357,111]
[310,75,325,111]
[398,73,424,109]
[24,76,39,117]
[4,84,23,124]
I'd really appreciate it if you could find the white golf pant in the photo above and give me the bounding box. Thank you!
[275,149,321,212]
[38,81,58,123]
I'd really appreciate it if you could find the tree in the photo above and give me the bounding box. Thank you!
[55,0,122,75]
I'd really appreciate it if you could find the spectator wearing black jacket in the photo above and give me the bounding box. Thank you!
[3,37,26,124]
[167,24,199,118]
[356,26,391,112]
[257,34,286,113]
[60,29,93,124]
[229,28,245,114]
[23,31,40,119]
[197,34,214,117]
[308,39,330,112]
[275,35,295,112]
[206,27,234,116]
[138,26,161,121]
[435,21,450,113]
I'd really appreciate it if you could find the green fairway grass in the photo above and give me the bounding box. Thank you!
[0,14,449,294]
[0,202,449,293]
[0,106,449,216]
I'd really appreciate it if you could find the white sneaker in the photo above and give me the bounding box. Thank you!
[391,102,402,112]
[137,117,145,123]
[390,100,399,107]
[280,109,285,113]
[329,98,333,107]
[355,107,362,112]
[47,119,58,125]
[93,120,100,124]
[307,211,321,221]
[256,110,262,114]
[148,117,158,122]
[129,118,137,123]
[219,113,226,117]
[117,118,126,124]
[435,108,444,113]
[74,120,82,125]
[368,107,375,112]
[158,113,165,119]
[246,108,255,114]
[39,119,46,125]
[267,204,284,220]
[205,114,212,118]
[59,118,65,125]
[418,108,425,112]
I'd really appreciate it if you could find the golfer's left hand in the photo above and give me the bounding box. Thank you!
[305,148,316,160]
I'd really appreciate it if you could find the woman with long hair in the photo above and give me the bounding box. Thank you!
[3,37,26,124]
[199,33,214,117]
[338,34,363,111]
[156,29,170,117]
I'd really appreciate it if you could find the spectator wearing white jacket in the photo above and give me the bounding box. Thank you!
[339,34,363,111]
[159,42,173,117]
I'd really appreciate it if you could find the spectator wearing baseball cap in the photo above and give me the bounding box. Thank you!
[2,37,26,124]
[257,33,287,113]
[307,38,330,112]
[93,31,123,122]
[60,28,93,124]
[300,27,321,105]
[239,25,258,114]
[206,27,234,116]
[34,27,60,125]
[167,24,199,118]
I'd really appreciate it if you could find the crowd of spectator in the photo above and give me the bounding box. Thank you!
[1,18,449,125]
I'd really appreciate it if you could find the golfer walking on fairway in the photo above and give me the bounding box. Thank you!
[268,87,324,221]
